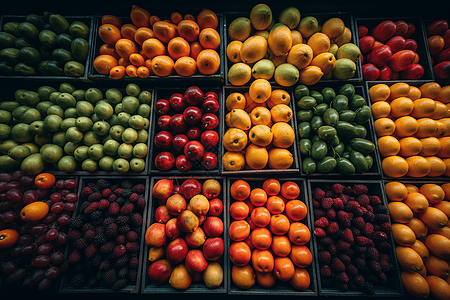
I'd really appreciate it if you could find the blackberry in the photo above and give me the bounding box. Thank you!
[103,269,117,287]
[99,260,112,271]
[84,230,96,242]
[104,217,115,225]
[116,196,126,206]
[100,241,115,253]
[121,180,133,189]
[118,267,129,279]
[95,225,105,235]
[88,192,102,202]
[74,237,87,249]
[90,254,103,268]
[112,279,128,291]
[93,234,107,246]
[128,269,138,283]
[362,281,375,294]
[96,179,110,189]
[71,273,85,288]
[115,254,129,268]
[68,249,82,264]
[90,210,103,220]
[87,276,99,288]
[73,263,84,273]
[115,215,130,225]
[68,229,82,240]
[122,189,133,199]
[69,215,86,229]
[106,223,119,239]
[110,184,119,191]
[129,256,139,269]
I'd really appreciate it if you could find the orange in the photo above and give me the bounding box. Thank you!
[120,23,138,41]
[93,54,118,75]
[251,227,272,250]
[199,28,221,50]
[118,57,130,67]
[263,179,281,196]
[405,184,420,194]
[142,38,166,59]
[406,155,432,177]
[230,201,250,220]
[130,5,150,27]
[265,196,285,214]
[222,151,245,171]
[442,183,450,200]
[420,137,441,156]
[285,200,307,222]
[251,249,274,273]
[309,52,336,74]
[231,180,251,201]
[109,65,126,79]
[249,124,273,147]
[392,224,417,247]
[399,137,423,157]
[369,83,390,102]
[149,15,160,27]
[249,79,272,103]
[271,235,292,257]
[410,98,437,118]
[420,82,441,99]
[269,214,290,235]
[102,14,122,28]
[307,32,331,57]
[394,116,419,137]
[129,53,145,67]
[256,271,277,288]
[250,188,268,207]
[115,38,138,58]
[226,92,246,111]
[99,44,120,59]
[286,44,314,70]
[167,37,191,60]
[374,117,396,137]
[321,17,345,42]
[229,220,251,241]
[288,222,310,245]
[273,257,295,281]
[268,25,293,56]
[229,241,252,266]
[385,181,408,201]
[388,201,414,223]
[408,86,422,100]
[289,244,313,268]
[389,97,414,118]
[377,135,400,157]
[267,148,294,169]
[251,207,271,228]
[267,89,291,108]
[437,137,450,157]
[441,118,450,137]
[424,233,450,260]
[271,122,295,148]
[196,49,220,75]
[20,201,49,222]
[153,21,177,44]
[420,206,450,229]
[270,53,288,67]
[371,101,391,119]
[289,267,310,291]
[426,156,447,177]
[291,30,303,46]
[426,275,450,300]
[197,8,218,30]
[425,255,450,278]
[231,264,255,289]
[401,271,430,299]
[434,120,447,137]
[415,118,438,138]
[125,64,138,77]
[245,144,269,170]
[410,239,430,260]
[382,155,409,177]
[227,40,243,63]
[151,55,174,77]
[271,104,293,123]
[435,86,450,104]
[420,183,445,204]
[0,229,19,249]
[134,27,154,46]
[249,107,271,126]
[406,217,429,238]
[98,24,122,46]
[404,192,429,214]
[429,101,449,120]
[388,82,410,101]
[281,181,300,200]
[170,12,183,25]
[178,20,200,42]
[223,128,247,151]
[136,66,150,78]
[434,201,450,219]
[174,56,197,77]
[245,92,267,113]
[190,41,204,60]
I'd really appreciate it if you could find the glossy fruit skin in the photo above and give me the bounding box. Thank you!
[155,151,175,171]
[172,134,189,152]
[404,39,418,52]
[157,115,172,130]
[389,50,416,72]
[155,99,171,115]
[34,173,56,189]
[433,61,450,79]
[154,131,173,148]
[367,45,392,68]
[362,63,380,80]
[169,93,186,112]
[184,141,205,160]
[184,86,204,106]
[372,20,397,42]
[183,106,203,125]
[201,113,219,130]
[176,154,194,171]
[201,152,218,170]
[170,114,187,132]
[187,127,202,140]
[202,97,219,113]
[427,20,449,36]
[201,130,219,149]
[379,65,393,80]
[402,63,425,79]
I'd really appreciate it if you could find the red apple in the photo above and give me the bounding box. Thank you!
[185,249,208,273]
[172,134,189,152]
[154,205,171,223]
[187,127,201,140]
[170,114,187,133]
[166,237,188,265]
[401,63,425,79]
[205,91,218,100]
[371,20,397,42]
[379,65,393,80]
[154,99,170,115]
[404,39,418,52]
[362,63,380,80]
[165,218,182,240]
[180,179,202,199]
[176,154,194,172]
[203,237,224,261]
[183,106,202,125]
[154,151,175,171]
[184,86,204,106]
[366,45,392,67]
[208,198,223,216]
[185,227,206,248]
[154,131,173,148]
[157,115,172,130]
[386,36,406,53]
[166,193,187,216]
[201,113,219,130]
[359,36,375,54]
[169,93,186,112]
[394,20,409,37]
[147,259,173,285]
[184,141,205,160]
[202,97,219,113]
[358,25,369,37]
[201,130,219,149]
[203,216,224,237]
[201,152,218,170]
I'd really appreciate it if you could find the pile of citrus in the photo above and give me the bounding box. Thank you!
[93,6,221,79]
[226,4,359,87]
[222,79,295,171]
[229,179,312,290]
[385,181,450,299]
[370,82,450,178]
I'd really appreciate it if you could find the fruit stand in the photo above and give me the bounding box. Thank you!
[0,0,450,299]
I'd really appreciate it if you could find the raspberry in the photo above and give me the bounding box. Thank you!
[328,243,337,255]
[108,202,120,215]
[75,237,87,249]
[315,216,329,228]
[99,260,111,271]
[356,194,370,207]
[314,227,327,238]
[336,272,349,283]
[380,259,390,272]
[136,196,146,210]
[125,242,139,253]
[84,243,97,259]
[331,257,346,272]
[98,199,110,210]
[378,241,391,251]
[333,198,344,210]
[378,272,387,284]
[129,256,139,269]
[369,260,382,273]
[84,229,96,241]
[374,205,388,214]
[339,193,350,204]
[116,235,126,245]
[313,188,326,200]
[319,237,333,245]
[364,211,375,222]
[112,245,127,258]
[327,221,339,234]
[68,249,82,264]
[314,209,326,219]
[380,221,392,233]
[362,222,374,237]
[339,254,351,265]
[84,202,99,214]
[337,210,352,228]
[325,190,336,198]
[340,228,354,243]
[120,202,134,215]
[336,239,351,251]
[320,265,332,277]
[114,188,123,196]
[370,195,382,205]
[353,184,368,195]
[131,213,143,227]
[321,197,333,209]
[353,256,366,269]
[95,226,104,235]
[106,223,118,238]
[326,208,336,219]
[318,250,332,264]
[129,192,140,202]
[337,282,349,292]
[121,180,133,189]
[100,241,115,253]
[355,236,373,246]
[345,200,360,211]
[347,264,359,276]
[332,183,344,194]
[81,187,93,198]
[375,213,389,223]
[354,245,367,254]
[115,255,129,268]
[366,247,379,260]
[108,193,117,202]
[354,275,365,287]
[133,183,145,193]
[312,200,320,208]
[88,192,102,202]
[68,229,82,240]
[343,186,353,194]
[126,231,139,242]
[103,269,117,286]
[101,188,112,198]
[352,216,365,229]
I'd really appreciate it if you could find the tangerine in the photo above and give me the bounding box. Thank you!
[382,155,409,177]
[174,56,197,77]
[262,179,281,196]
[271,235,292,257]
[281,181,300,200]
[385,181,408,201]
[251,207,271,228]
[266,196,285,214]
[231,201,250,220]
[249,188,268,207]
[196,49,220,75]
[406,156,431,177]
[289,244,313,268]
[288,222,310,245]
[399,137,423,157]
[231,180,251,201]
[229,220,251,241]
[98,24,121,45]
[251,227,273,250]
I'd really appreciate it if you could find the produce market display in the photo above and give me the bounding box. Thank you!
[1,2,450,299]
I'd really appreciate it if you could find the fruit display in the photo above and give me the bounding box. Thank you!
[295,83,378,175]
[226,5,360,87]
[228,178,316,294]
[60,177,147,292]
[0,14,91,77]
[425,19,450,79]
[150,86,220,173]
[142,177,226,292]
[357,18,432,80]
[309,180,402,295]
[222,80,298,173]
[0,171,79,290]
[384,181,450,299]
[369,81,450,178]
[0,82,151,174]
[92,6,221,79]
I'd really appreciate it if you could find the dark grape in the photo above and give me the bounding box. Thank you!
[55,232,68,244]
[1,210,18,222]
[6,267,25,283]
[64,179,78,189]
[36,188,49,199]
[21,242,37,254]
[18,234,33,245]
[0,200,11,210]
[45,228,58,241]
[22,276,36,288]
[63,202,76,212]
[10,245,23,257]
[60,189,70,197]
[50,192,62,202]
[31,255,50,268]
[37,243,52,255]
[35,233,48,245]
[51,202,64,213]
[30,224,47,235]
[2,261,18,274]
[41,213,56,224]
[50,251,64,264]
[57,214,71,225]
[37,277,52,290]
[45,266,60,279]
[31,268,45,282]
[19,223,33,235]
[65,193,78,202]
[55,180,65,189]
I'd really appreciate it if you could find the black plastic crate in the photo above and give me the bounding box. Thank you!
[354,17,434,82]
[220,85,300,175]
[226,177,317,295]
[87,14,225,86]
[59,176,149,293]
[141,176,228,293]
[224,11,363,87]
[0,15,95,82]
[365,80,450,180]
[148,86,222,175]
[293,82,382,177]
[306,179,404,297]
